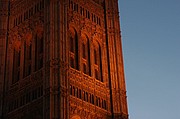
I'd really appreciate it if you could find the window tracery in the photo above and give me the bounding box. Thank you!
[35,34,43,71]
[69,28,79,70]
[23,43,32,77]
[93,41,103,82]
[12,50,21,84]
[70,85,107,110]
[81,35,90,75]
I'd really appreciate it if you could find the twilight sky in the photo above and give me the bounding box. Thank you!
[118,0,180,119]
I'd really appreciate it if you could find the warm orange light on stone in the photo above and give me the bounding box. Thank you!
[35,25,44,39]
[0,0,128,119]
[13,39,21,51]
[24,31,32,46]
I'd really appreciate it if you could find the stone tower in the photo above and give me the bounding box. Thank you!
[0,0,128,119]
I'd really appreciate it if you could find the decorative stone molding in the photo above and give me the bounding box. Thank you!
[10,32,22,51]
[23,27,33,46]
[9,15,44,52]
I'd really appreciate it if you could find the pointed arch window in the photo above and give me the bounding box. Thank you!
[94,49,97,65]
[81,35,91,75]
[69,28,79,70]
[93,42,103,82]
[82,43,86,59]
[12,50,21,84]
[69,35,74,53]
[35,35,43,71]
[83,63,87,74]
[23,43,32,77]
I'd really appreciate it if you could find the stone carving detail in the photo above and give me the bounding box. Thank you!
[23,27,33,46]
[34,19,44,39]
[2,0,129,118]
[10,32,22,51]
[9,16,44,51]
[92,0,104,6]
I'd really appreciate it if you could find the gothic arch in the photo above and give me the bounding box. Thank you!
[69,27,79,70]
[80,28,91,40]
[92,32,103,45]
[69,27,77,39]
[92,40,103,81]
[80,34,91,75]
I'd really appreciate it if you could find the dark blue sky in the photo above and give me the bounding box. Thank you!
[118,0,180,119]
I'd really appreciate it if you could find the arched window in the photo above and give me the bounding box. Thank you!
[93,41,103,82]
[69,36,74,53]
[69,28,79,70]
[83,63,87,74]
[94,49,97,65]
[78,89,82,99]
[83,91,85,101]
[90,94,94,104]
[82,43,86,59]
[12,50,21,84]
[70,85,72,95]
[81,35,90,75]
[70,57,75,68]
[35,34,43,71]
[23,43,32,77]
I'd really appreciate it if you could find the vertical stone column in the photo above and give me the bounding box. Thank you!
[43,0,60,118]
[43,0,69,119]
[0,0,9,118]
[113,1,129,117]
[104,0,128,118]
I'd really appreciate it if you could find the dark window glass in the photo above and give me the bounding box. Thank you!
[82,43,86,59]
[83,63,86,74]
[94,49,97,64]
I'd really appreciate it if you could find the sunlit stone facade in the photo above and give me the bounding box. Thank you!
[0,0,128,119]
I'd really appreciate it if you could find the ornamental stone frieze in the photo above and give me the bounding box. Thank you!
[32,19,44,38]
[92,32,103,44]
[68,12,80,26]
[9,31,22,51]
[9,17,44,51]
[80,23,92,38]
[21,27,33,46]
[92,0,104,7]
[70,101,108,119]
[9,69,43,93]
